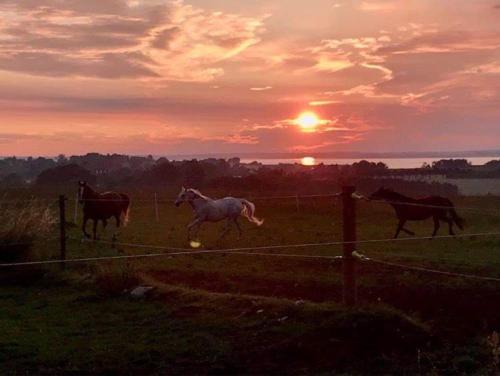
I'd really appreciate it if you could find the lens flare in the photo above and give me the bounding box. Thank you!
[190,240,202,249]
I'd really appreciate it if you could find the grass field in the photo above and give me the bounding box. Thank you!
[2,193,500,374]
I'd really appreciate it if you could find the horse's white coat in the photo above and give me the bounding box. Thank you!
[175,187,263,241]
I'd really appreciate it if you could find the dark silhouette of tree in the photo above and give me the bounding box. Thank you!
[142,161,179,185]
[352,160,389,175]
[432,159,471,171]
[0,173,25,187]
[181,160,206,187]
[36,164,96,186]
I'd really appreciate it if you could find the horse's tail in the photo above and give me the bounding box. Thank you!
[120,194,130,226]
[450,207,464,230]
[240,199,264,226]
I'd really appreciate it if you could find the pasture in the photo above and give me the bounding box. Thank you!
[2,192,500,374]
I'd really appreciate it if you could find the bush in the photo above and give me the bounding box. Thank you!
[0,199,56,262]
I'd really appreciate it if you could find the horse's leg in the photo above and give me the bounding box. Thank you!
[431,216,440,238]
[217,219,232,241]
[401,226,415,236]
[187,218,203,241]
[447,218,455,236]
[101,219,108,240]
[112,215,120,243]
[234,217,242,238]
[193,222,203,240]
[394,219,405,238]
[92,219,98,240]
[82,216,90,239]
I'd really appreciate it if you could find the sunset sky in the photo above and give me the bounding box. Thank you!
[0,0,499,156]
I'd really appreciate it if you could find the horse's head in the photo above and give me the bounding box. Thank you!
[175,187,209,207]
[78,180,87,203]
[369,187,393,201]
[175,187,195,207]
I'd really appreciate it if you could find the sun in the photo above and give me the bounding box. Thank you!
[301,156,316,166]
[295,111,320,132]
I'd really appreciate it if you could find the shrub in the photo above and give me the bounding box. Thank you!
[0,199,56,262]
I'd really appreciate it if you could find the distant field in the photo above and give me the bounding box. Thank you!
[2,193,500,374]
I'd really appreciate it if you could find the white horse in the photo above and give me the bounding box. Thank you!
[175,187,264,241]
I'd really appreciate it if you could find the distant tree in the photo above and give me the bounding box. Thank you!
[36,164,96,187]
[352,160,388,175]
[484,160,500,170]
[27,157,57,177]
[228,157,240,164]
[432,159,471,171]
[0,173,25,187]
[156,157,169,165]
[56,154,68,165]
[181,160,206,187]
[142,161,179,185]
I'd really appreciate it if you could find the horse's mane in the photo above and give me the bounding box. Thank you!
[83,183,99,198]
[187,188,212,201]
[383,189,416,202]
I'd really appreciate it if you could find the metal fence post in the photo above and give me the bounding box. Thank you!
[342,185,357,306]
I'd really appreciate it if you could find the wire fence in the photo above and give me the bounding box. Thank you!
[354,252,500,283]
[0,191,497,208]
[3,191,500,218]
[2,189,500,305]
[2,236,499,283]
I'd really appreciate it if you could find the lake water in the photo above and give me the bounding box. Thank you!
[240,156,500,169]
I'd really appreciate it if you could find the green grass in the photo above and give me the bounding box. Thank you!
[2,194,500,373]
[0,275,433,374]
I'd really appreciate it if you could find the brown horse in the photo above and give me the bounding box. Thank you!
[369,187,464,238]
[78,181,130,240]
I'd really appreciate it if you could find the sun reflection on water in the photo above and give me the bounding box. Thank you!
[301,156,316,166]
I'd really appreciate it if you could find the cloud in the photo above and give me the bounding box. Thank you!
[0,51,159,78]
[358,0,398,12]
[378,30,500,55]
[0,0,266,81]
[221,113,379,153]
[250,86,272,91]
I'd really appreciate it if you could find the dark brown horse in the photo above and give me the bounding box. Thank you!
[78,181,130,240]
[369,187,464,238]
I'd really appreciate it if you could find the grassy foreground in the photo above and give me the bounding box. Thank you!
[1,275,432,374]
[1,194,500,373]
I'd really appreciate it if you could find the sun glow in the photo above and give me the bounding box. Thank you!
[295,111,320,132]
[301,156,316,166]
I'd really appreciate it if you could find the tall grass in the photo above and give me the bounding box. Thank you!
[95,263,140,297]
[0,199,56,261]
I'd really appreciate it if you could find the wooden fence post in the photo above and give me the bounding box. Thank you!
[342,185,357,306]
[73,192,79,224]
[59,195,67,270]
[154,192,160,223]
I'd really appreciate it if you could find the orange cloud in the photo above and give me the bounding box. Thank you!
[0,0,266,81]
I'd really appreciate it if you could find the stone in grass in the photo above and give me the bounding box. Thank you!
[130,286,155,298]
